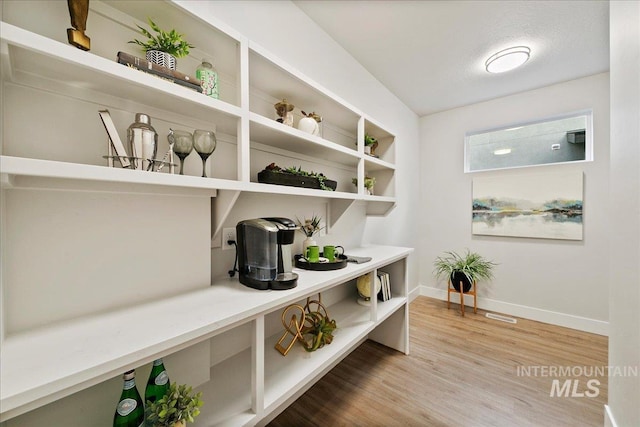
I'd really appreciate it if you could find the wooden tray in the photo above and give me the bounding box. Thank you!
[294,254,348,271]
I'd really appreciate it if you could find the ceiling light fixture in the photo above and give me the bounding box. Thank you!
[493,148,512,156]
[485,46,531,73]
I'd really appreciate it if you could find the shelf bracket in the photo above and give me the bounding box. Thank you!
[211,190,241,246]
[327,199,356,231]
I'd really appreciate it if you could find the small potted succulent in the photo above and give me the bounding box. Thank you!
[433,249,496,292]
[364,133,378,156]
[129,18,194,70]
[145,382,203,427]
[352,176,376,195]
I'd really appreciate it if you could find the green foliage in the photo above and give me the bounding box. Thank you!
[352,176,376,190]
[265,163,335,191]
[433,250,496,284]
[364,134,378,146]
[129,18,194,58]
[145,382,203,427]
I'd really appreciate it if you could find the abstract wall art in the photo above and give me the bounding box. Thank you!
[472,172,583,240]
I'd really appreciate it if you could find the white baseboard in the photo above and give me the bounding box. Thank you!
[408,285,421,302]
[604,404,617,427]
[419,285,608,336]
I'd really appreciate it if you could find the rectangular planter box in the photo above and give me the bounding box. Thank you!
[257,169,337,191]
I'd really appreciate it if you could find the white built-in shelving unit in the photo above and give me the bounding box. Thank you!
[0,1,408,425]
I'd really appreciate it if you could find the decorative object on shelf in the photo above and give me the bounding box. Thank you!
[195,58,219,99]
[364,133,378,156]
[297,214,324,254]
[168,129,193,175]
[117,52,201,91]
[297,110,322,136]
[145,382,203,427]
[193,129,217,177]
[258,163,337,191]
[127,113,158,171]
[66,0,90,51]
[98,110,131,168]
[356,272,382,306]
[129,18,194,70]
[433,249,496,292]
[113,369,145,427]
[145,358,170,405]
[352,176,376,195]
[156,132,176,174]
[274,99,294,127]
[275,294,337,356]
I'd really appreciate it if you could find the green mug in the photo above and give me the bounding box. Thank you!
[323,245,344,262]
[306,245,320,263]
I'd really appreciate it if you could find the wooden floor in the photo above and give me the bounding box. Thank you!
[268,296,608,427]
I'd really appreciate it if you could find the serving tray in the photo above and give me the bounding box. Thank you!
[294,254,348,271]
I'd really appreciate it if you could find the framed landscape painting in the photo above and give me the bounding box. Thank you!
[472,172,583,240]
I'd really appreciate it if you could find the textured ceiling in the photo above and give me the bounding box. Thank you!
[294,0,610,116]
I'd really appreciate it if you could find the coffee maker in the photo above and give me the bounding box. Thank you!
[236,217,298,290]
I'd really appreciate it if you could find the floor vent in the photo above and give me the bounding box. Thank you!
[486,313,517,324]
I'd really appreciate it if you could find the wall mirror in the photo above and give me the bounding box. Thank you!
[465,110,593,172]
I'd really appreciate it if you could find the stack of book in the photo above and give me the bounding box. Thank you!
[117,51,202,92]
[377,271,391,302]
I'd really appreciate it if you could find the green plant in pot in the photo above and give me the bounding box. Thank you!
[145,382,203,427]
[433,250,496,292]
[129,18,194,70]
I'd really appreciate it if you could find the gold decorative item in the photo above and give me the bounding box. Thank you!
[275,294,337,356]
[67,0,90,51]
[274,99,294,127]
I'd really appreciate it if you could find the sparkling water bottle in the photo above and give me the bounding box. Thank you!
[145,358,170,404]
[113,370,144,427]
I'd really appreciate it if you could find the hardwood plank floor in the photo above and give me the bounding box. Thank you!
[268,296,608,427]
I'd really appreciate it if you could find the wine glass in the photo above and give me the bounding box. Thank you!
[168,129,193,175]
[193,129,217,178]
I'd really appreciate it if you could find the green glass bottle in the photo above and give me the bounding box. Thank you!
[145,358,170,404]
[113,369,145,427]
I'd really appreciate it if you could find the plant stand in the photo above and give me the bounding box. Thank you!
[447,279,477,317]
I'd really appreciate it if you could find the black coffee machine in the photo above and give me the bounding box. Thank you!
[236,217,298,290]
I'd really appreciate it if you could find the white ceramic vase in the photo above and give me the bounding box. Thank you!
[297,117,320,136]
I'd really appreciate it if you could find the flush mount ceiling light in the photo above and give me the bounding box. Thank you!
[485,46,531,73]
[493,148,512,156]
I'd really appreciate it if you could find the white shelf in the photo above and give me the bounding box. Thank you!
[0,22,241,136]
[0,245,412,421]
[249,113,360,167]
[364,155,396,172]
[193,349,254,427]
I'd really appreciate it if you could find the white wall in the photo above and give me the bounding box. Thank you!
[177,1,421,289]
[607,1,640,426]
[419,73,610,334]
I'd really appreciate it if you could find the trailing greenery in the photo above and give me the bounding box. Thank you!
[145,382,203,427]
[433,249,496,285]
[264,163,335,191]
[129,18,194,58]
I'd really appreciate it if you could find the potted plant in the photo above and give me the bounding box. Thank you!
[129,18,194,70]
[257,163,337,191]
[433,249,496,292]
[352,176,376,195]
[364,133,378,156]
[145,382,203,427]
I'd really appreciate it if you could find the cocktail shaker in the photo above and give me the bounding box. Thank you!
[127,113,158,170]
